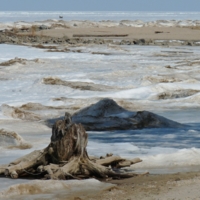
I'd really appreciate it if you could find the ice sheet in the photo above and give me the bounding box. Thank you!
[0,44,200,173]
[0,179,114,200]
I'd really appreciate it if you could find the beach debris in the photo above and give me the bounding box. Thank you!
[155,31,164,34]
[32,44,58,49]
[0,57,27,66]
[0,113,145,180]
[0,129,32,149]
[0,57,41,66]
[0,28,199,46]
[73,34,128,37]
[2,104,41,121]
[155,31,170,34]
[42,77,115,91]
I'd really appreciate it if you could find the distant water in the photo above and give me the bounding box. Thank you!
[1,11,200,23]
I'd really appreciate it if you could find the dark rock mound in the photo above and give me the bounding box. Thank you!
[71,98,184,131]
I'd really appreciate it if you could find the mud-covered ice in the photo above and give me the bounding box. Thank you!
[0,179,115,200]
[0,43,200,179]
[129,147,200,174]
[0,129,32,149]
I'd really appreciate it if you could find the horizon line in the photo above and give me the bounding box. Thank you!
[0,10,200,12]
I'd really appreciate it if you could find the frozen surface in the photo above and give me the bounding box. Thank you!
[0,179,114,200]
[1,44,200,110]
[0,41,200,196]
[0,11,200,198]
[1,43,200,168]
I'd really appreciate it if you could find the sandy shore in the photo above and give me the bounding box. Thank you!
[1,24,200,46]
[40,26,200,41]
[30,171,200,200]
[68,171,200,200]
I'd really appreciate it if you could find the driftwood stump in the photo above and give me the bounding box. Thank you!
[0,112,146,180]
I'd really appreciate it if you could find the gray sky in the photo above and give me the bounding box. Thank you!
[1,0,200,11]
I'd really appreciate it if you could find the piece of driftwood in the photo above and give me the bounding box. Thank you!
[4,149,48,178]
[0,113,145,180]
[116,158,142,168]
[0,164,8,174]
[73,34,128,37]
[96,156,124,166]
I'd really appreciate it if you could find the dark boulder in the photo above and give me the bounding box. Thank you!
[71,98,184,131]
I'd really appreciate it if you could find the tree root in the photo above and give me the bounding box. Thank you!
[0,113,147,180]
[4,148,48,178]
[35,155,144,180]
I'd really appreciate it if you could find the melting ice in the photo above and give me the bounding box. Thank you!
[0,43,200,174]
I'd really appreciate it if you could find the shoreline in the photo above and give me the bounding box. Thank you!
[1,171,200,199]
[102,171,200,200]
[1,21,200,47]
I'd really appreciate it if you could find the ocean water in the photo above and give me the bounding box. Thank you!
[1,11,200,22]
[0,12,200,198]
[1,11,200,30]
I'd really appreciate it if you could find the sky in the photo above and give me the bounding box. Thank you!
[1,0,200,11]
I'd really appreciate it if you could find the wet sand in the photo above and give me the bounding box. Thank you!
[32,171,200,200]
[38,26,200,41]
[70,171,200,200]
[2,24,200,46]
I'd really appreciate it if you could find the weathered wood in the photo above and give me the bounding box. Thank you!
[131,158,143,164]
[96,156,124,166]
[2,112,145,180]
[73,34,128,37]
[49,123,88,164]
[83,159,139,179]
[4,149,48,178]
[0,164,8,174]
[89,155,99,160]
[116,158,142,168]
